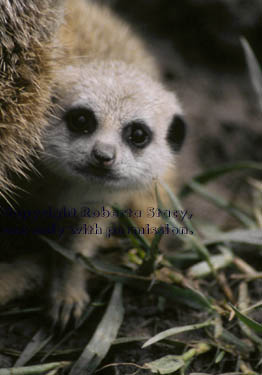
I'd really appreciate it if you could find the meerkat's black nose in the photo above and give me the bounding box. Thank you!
[91,142,116,167]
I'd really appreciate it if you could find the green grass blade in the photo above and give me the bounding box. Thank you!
[89,259,213,311]
[137,229,164,276]
[155,184,217,277]
[230,304,262,334]
[159,180,195,233]
[185,180,255,228]
[179,161,262,198]
[112,205,151,251]
[42,236,213,311]
[150,282,213,311]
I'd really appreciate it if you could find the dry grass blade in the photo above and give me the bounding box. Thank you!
[216,328,253,354]
[69,283,124,375]
[204,229,262,246]
[14,329,53,367]
[189,373,243,375]
[242,300,262,314]
[188,247,233,278]
[0,308,42,317]
[145,355,185,374]
[240,37,262,111]
[145,343,211,374]
[142,319,213,348]
[41,285,111,362]
[113,336,148,345]
[237,282,262,348]
[0,362,70,375]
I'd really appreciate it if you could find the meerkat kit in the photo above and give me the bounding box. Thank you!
[0,0,186,327]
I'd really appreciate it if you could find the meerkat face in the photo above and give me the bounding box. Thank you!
[43,61,186,193]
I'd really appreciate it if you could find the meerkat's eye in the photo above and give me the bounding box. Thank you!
[65,107,97,135]
[123,122,152,148]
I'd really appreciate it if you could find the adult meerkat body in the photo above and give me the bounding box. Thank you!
[0,0,64,201]
[0,0,186,326]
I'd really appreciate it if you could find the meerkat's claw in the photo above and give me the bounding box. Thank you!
[48,291,90,333]
[49,262,90,331]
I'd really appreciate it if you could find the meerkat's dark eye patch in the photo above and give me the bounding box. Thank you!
[122,121,152,149]
[166,114,186,152]
[64,107,97,135]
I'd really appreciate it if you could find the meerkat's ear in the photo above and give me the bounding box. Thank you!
[166,114,187,152]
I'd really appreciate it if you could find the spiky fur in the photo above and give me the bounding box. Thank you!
[0,0,186,326]
[0,0,64,201]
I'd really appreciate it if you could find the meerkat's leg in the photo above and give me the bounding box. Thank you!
[49,255,89,329]
[0,247,89,328]
[0,254,46,306]
[48,217,118,328]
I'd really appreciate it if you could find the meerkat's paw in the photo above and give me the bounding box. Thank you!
[49,261,89,331]
[49,283,90,331]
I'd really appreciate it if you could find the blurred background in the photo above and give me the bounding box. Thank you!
[100,0,262,225]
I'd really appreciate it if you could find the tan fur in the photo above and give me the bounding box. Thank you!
[52,0,176,237]
[58,0,159,78]
[0,0,184,326]
[0,254,46,303]
[54,0,179,234]
[0,0,64,202]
